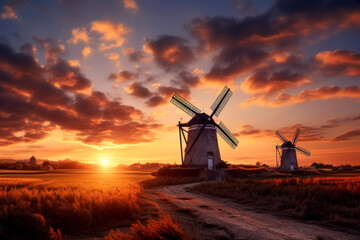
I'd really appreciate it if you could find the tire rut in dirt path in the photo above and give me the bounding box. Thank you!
[145,183,360,240]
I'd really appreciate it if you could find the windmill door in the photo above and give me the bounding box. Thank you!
[207,152,214,170]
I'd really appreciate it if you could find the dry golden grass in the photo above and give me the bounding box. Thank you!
[0,171,145,240]
[105,215,186,240]
[192,176,360,230]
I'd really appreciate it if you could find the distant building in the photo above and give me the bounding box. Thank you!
[29,156,36,168]
[310,163,318,169]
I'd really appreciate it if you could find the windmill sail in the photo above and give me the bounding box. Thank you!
[215,121,239,149]
[275,130,289,143]
[295,146,311,156]
[292,128,301,145]
[210,86,233,117]
[170,93,201,117]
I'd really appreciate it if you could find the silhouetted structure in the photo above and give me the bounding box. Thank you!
[29,156,36,168]
[170,86,239,169]
[275,129,311,170]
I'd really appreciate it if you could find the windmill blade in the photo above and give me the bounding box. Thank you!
[210,86,233,117]
[170,93,201,117]
[275,130,289,143]
[215,121,239,149]
[295,146,311,157]
[292,128,301,145]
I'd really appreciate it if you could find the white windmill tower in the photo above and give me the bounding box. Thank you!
[275,128,311,170]
[170,86,239,169]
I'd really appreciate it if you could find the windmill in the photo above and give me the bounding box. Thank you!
[170,86,239,169]
[275,128,311,170]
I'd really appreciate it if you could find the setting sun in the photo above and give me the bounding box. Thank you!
[100,158,110,168]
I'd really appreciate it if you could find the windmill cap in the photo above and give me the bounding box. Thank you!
[182,113,214,126]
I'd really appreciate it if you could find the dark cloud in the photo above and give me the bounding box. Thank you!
[47,58,92,92]
[123,71,198,108]
[146,95,167,107]
[241,67,310,95]
[187,0,360,98]
[0,42,161,146]
[315,50,360,76]
[242,85,360,107]
[19,43,36,56]
[331,129,360,142]
[123,48,149,63]
[205,47,270,81]
[32,37,65,62]
[171,70,200,87]
[108,70,137,82]
[143,35,195,71]
[127,81,152,98]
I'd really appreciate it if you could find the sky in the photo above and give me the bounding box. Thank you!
[0,0,360,167]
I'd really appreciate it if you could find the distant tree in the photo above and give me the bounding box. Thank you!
[255,161,262,168]
[217,160,230,169]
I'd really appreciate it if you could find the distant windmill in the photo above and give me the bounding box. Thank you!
[170,86,239,169]
[275,128,311,170]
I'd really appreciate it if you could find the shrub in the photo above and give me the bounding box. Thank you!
[192,176,360,230]
[105,215,185,240]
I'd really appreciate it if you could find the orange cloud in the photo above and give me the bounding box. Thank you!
[143,35,195,71]
[315,50,360,76]
[91,20,131,51]
[241,69,310,95]
[105,52,120,66]
[1,5,18,20]
[82,46,92,58]
[0,42,161,146]
[123,0,138,13]
[108,70,137,82]
[69,27,89,44]
[242,86,360,107]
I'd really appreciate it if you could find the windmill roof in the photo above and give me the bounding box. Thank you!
[181,113,214,126]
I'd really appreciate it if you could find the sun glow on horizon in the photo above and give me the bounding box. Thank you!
[100,158,110,168]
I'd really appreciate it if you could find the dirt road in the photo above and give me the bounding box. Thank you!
[145,183,360,240]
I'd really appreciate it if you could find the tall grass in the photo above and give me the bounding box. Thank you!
[0,178,141,239]
[105,215,186,240]
[192,176,360,230]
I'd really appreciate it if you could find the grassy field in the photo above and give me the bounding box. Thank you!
[192,175,360,230]
[0,169,183,240]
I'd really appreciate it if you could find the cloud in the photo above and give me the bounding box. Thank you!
[1,5,18,20]
[235,123,327,142]
[108,70,137,82]
[187,0,360,83]
[205,47,270,81]
[331,129,360,142]
[105,52,120,66]
[315,50,360,76]
[32,37,65,62]
[123,0,138,13]
[123,48,151,63]
[241,68,310,95]
[143,35,195,71]
[67,59,81,68]
[126,81,152,98]
[82,46,92,57]
[242,85,360,107]
[145,95,167,107]
[91,20,131,51]
[69,27,89,44]
[233,125,273,137]
[20,43,36,56]
[47,58,92,92]
[0,42,161,146]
